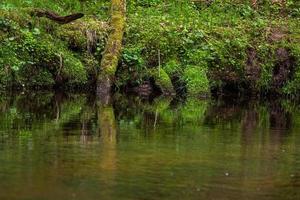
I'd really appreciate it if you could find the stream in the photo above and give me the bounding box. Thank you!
[0,92,299,200]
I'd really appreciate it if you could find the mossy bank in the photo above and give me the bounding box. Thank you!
[1,0,300,97]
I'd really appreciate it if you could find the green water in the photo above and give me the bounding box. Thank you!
[0,92,300,200]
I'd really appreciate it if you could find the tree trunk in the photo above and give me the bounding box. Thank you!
[97,0,126,97]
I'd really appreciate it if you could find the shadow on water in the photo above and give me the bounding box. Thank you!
[0,91,300,199]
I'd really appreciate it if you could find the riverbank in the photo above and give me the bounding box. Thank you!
[1,1,300,97]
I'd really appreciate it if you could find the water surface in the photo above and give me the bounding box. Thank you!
[0,92,299,200]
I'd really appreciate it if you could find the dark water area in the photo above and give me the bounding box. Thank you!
[0,92,300,200]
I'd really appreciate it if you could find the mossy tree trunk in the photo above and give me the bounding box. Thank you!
[97,0,126,97]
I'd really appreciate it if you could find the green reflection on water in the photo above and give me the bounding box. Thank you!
[0,92,299,200]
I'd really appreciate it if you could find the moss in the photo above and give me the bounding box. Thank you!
[18,69,55,88]
[183,66,210,96]
[97,0,126,95]
[1,1,300,96]
[123,2,300,96]
[0,65,13,89]
[149,68,174,95]
[282,45,300,95]
[0,9,32,28]
[163,59,181,75]
[0,9,92,89]
[62,52,88,86]
[56,18,108,53]
[82,54,99,78]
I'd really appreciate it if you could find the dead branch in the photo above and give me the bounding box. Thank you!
[31,9,84,24]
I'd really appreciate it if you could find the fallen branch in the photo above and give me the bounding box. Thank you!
[31,9,84,24]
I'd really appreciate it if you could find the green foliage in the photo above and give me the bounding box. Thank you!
[0,3,109,89]
[0,0,110,18]
[183,65,209,95]
[1,0,300,96]
[120,0,300,96]
[129,0,163,8]
[122,47,146,75]
[287,0,300,17]
[62,52,88,86]
[282,45,300,96]
[163,59,181,75]
[0,11,91,89]
[56,18,108,53]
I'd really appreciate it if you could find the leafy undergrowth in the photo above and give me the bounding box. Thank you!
[0,6,109,90]
[1,0,300,97]
[120,0,300,97]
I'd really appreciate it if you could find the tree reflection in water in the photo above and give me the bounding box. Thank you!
[0,92,300,200]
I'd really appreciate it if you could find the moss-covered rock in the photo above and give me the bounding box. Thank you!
[149,68,175,95]
[56,18,109,53]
